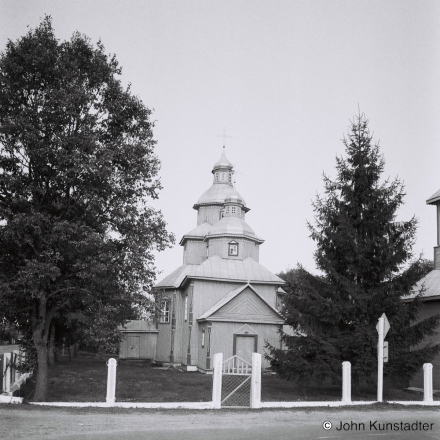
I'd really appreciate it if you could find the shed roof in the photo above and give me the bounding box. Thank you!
[117,320,157,332]
[427,189,440,205]
[406,270,440,301]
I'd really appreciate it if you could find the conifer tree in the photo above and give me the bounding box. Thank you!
[268,114,440,386]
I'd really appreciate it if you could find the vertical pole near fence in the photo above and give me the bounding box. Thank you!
[212,352,223,409]
[251,352,262,409]
[3,353,11,393]
[423,363,433,403]
[377,315,384,402]
[106,358,117,404]
[342,361,351,403]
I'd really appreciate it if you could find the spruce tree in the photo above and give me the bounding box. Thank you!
[268,114,440,386]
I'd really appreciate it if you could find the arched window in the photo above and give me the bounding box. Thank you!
[160,298,170,323]
[228,240,239,256]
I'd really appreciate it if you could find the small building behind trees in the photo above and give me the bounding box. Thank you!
[407,189,440,389]
[118,320,158,360]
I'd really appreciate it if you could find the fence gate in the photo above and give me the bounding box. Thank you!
[221,355,252,407]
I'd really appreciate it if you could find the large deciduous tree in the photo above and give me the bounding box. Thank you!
[0,17,174,401]
[267,114,439,386]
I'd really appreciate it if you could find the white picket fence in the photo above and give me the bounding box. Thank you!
[25,353,440,408]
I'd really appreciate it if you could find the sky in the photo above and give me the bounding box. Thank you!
[1,0,439,281]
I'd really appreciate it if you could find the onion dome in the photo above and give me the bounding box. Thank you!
[212,146,234,172]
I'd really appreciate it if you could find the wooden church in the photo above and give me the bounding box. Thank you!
[154,148,286,371]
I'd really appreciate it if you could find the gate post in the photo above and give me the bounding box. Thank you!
[423,363,433,403]
[342,361,351,403]
[212,352,223,409]
[251,352,261,409]
[3,353,11,393]
[106,358,117,404]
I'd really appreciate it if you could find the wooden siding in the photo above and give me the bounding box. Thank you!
[197,205,223,226]
[193,280,278,320]
[119,332,158,359]
[155,291,175,362]
[209,287,281,324]
[410,300,440,389]
[184,240,207,265]
[209,322,281,369]
[207,237,259,261]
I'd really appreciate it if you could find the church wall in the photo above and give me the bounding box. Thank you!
[207,237,259,261]
[250,284,279,309]
[209,322,282,369]
[197,205,223,226]
[193,280,243,319]
[193,280,279,318]
[183,240,207,265]
[155,290,175,363]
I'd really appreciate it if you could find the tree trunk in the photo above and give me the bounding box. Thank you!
[33,340,49,402]
[32,298,54,402]
[47,324,55,366]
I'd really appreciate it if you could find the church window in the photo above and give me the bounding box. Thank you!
[160,299,170,323]
[215,172,218,181]
[201,328,205,348]
[229,173,232,183]
[228,240,239,256]
[184,296,188,321]
[225,207,229,214]
[231,206,236,214]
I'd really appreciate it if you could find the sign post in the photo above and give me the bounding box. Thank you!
[376,313,390,402]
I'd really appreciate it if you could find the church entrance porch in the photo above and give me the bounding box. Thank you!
[233,334,257,364]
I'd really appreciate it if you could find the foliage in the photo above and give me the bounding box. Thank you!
[267,114,440,386]
[0,17,174,400]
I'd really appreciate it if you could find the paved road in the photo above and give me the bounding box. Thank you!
[1,405,439,440]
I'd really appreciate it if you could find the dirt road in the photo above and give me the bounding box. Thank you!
[1,404,439,440]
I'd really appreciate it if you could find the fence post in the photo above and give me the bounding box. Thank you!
[251,352,262,409]
[212,352,223,409]
[106,358,117,404]
[423,363,433,403]
[3,353,11,393]
[342,361,351,403]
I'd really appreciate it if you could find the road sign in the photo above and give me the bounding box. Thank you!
[376,313,390,338]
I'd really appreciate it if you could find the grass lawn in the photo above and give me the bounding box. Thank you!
[19,352,430,403]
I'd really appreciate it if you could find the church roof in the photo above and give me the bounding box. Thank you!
[427,189,440,205]
[154,255,284,288]
[194,183,246,208]
[197,283,283,323]
[207,216,263,242]
[179,222,212,245]
[155,264,198,289]
[213,147,234,170]
[190,255,284,284]
[406,270,440,301]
